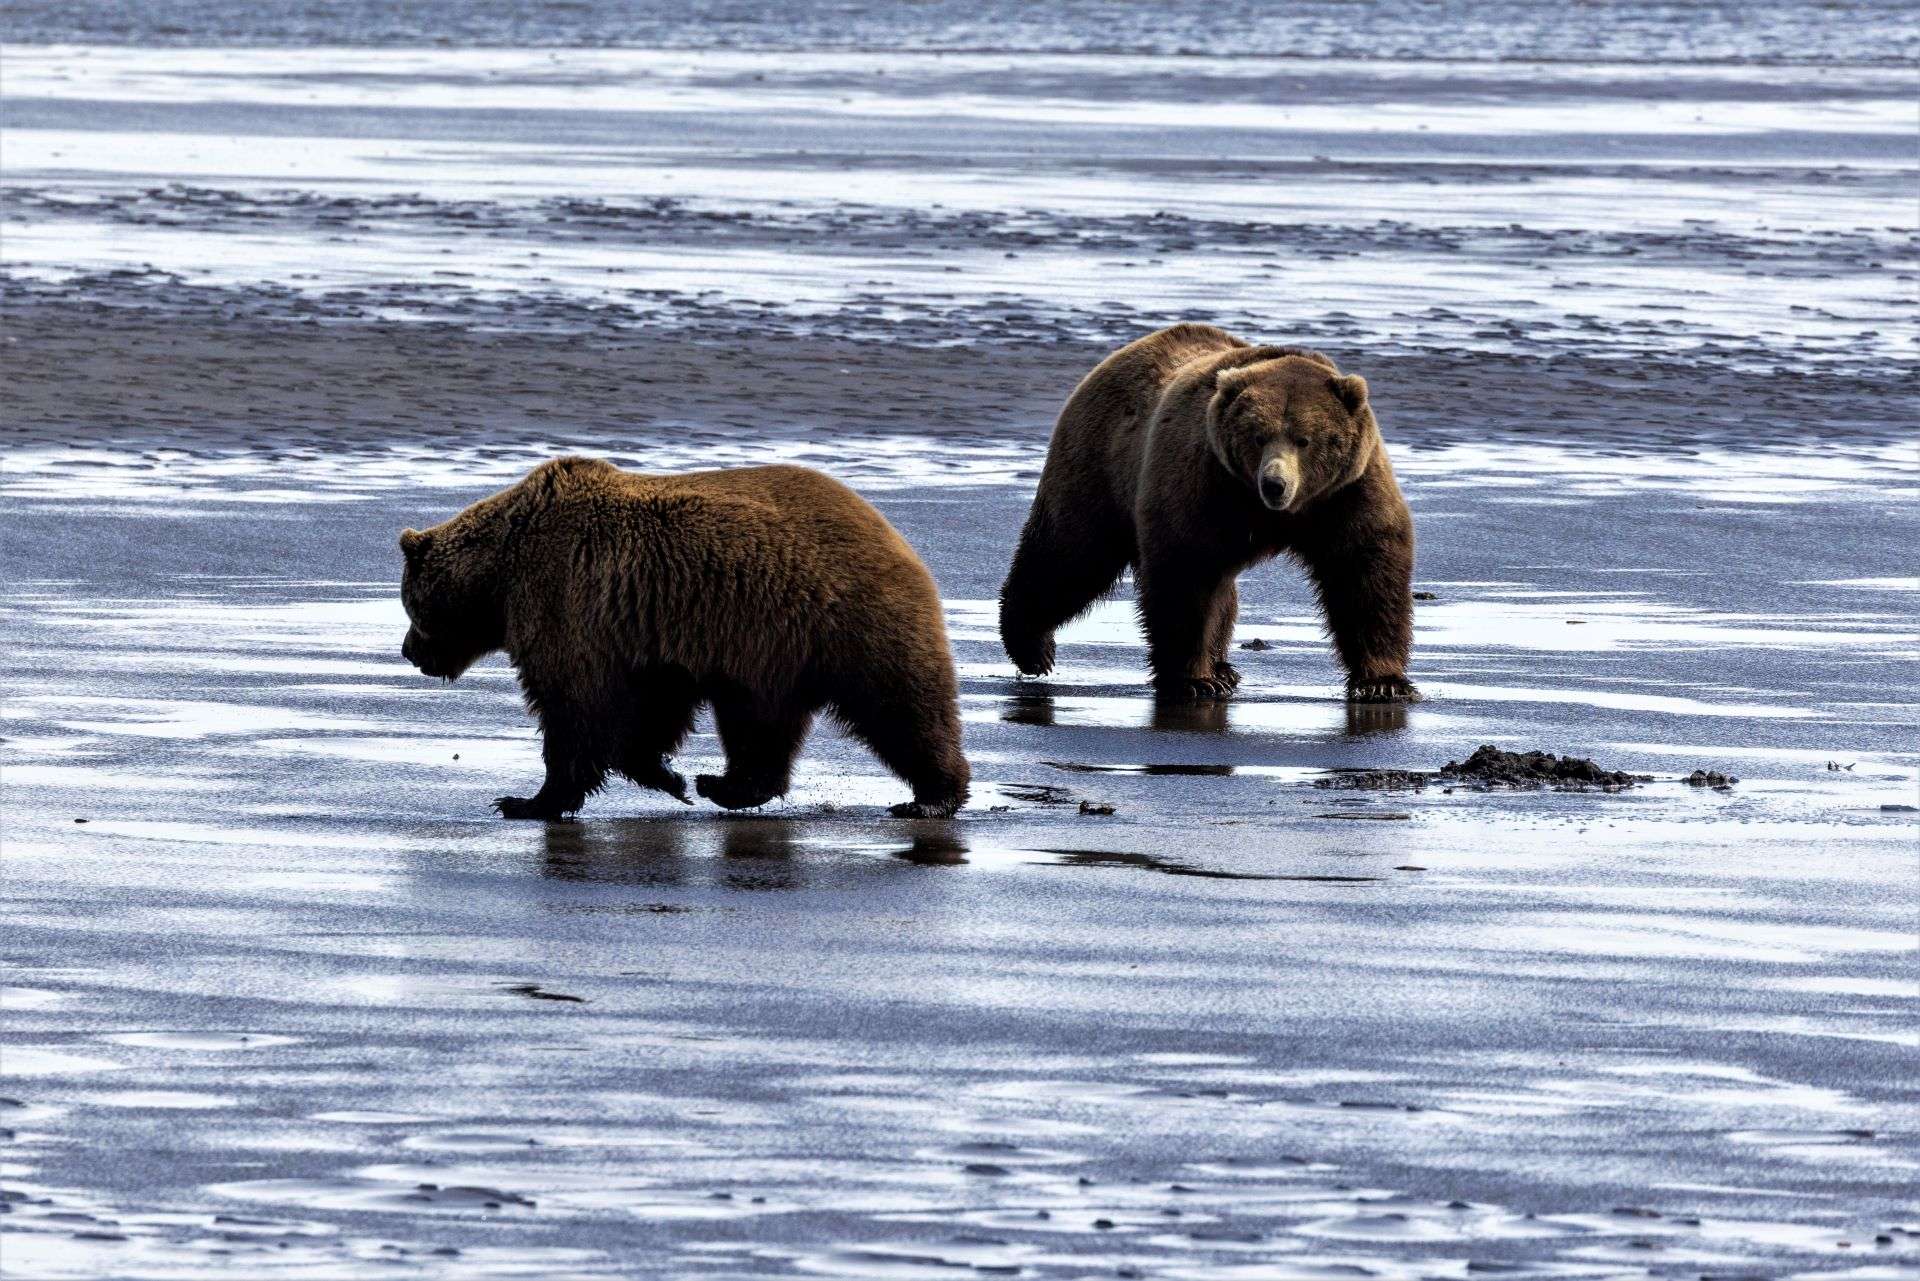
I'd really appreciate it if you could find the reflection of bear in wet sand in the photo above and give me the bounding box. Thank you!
[1000,324,1419,703]
[400,457,970,819]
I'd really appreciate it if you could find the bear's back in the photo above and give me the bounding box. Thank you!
[525,458,930,606]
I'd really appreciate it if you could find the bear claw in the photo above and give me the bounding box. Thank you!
[1002,629,1056,678]
[1156,673,1237,702]
[627,758,692,803]
[890,798,963,819]
[1347,677,1423,704]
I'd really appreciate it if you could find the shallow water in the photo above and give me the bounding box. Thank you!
[8,0,1917,64]
[4,45,1914,372]
[4,436,1917,1279]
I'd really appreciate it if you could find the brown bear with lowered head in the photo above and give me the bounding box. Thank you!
[1000,324,1418,702]
[399,457,970,819]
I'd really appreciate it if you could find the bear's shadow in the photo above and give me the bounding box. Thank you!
[539,815,968,888]
[1000,682,1410,737]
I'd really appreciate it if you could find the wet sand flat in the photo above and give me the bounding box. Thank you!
[3,11,1919,1281]
[4,417,1916,1278]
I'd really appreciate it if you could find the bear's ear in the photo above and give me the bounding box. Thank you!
[1212,369,1252,416]
[399,528,428,558]
[1332,374,1369,414]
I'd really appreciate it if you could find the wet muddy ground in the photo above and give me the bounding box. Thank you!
[4,15,1919,1281]
[5,415,1916,1279]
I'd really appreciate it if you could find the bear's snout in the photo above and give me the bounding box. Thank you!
[1257,452,1301,512]
[1259,472,1289,510]
[402,627,440,676]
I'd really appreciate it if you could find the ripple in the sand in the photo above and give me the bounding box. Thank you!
[0,987,70,1011]
[1184,1155,1327,1179]
[104,1031,303,1052]
[209,1175,540,1215]
[919,1140,1085,1168]
[310,1109,438,1124]
[786,1241,1043,1278]
[931,1112,1102,1139]
[561,1187,799,1219]
[1299,1211,1490,1243]
[1,1046,125,1077]
[82,1089,237,1110]
[399,1126,710,1154]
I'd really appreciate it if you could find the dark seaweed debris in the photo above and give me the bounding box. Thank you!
[1315,745,1701,792]
[1439,745,1652,791]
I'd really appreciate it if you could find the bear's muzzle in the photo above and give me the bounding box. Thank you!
[1258,450,1302,513]
[401,626,447,677]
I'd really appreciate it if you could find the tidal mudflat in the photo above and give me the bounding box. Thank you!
[3,3,1917,1278]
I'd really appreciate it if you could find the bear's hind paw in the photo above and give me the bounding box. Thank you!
[494,794,576,821]
[890,797,963,819]
[694,773,782,811]
[1155,673,1236,702]
[1346,676,1423,704]
[628,760,692,804]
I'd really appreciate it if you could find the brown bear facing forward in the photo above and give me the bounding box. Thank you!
[1000,324,1418,702]
[399,457,970,819]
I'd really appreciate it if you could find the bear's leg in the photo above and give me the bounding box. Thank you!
[830,674,970,819]
[1138,558,1240,701]
[694,691,813,811]
[998,505,1131,677]
[615,675,700,804]
[1296,515,1420,703]
[1205,578,1242,692]
[496,697,611,820]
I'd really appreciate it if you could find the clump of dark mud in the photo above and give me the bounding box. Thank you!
[1315,745,1729,792]
[1314,769,1432,791]
[1439,745,1652,791]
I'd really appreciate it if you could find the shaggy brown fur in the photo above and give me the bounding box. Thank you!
[399,458,970,819]
[1000,324,1418,702]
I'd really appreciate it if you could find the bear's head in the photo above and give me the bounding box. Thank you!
[1205,353,1379,514]
[397,519,507,682]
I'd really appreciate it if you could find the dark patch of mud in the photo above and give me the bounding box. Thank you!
[1000,783,1077,806]
[1315,769,1433,791]
[497,982,587,1004]
[1046,761,1236,776]
[1314,811,1413,820]
[5,282,1913,457]
[1036,849,1376,883]
[1440,746,1653,791]
[1316,745,1737,793]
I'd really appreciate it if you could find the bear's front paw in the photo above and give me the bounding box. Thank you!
[695,773,781,811]
[493,794,575,821]
[1346,675,1423,704]
[1004,633,1056,679]
[1213,661,1242,692]
[890,796,963,819]
[1155,672,1236,702]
